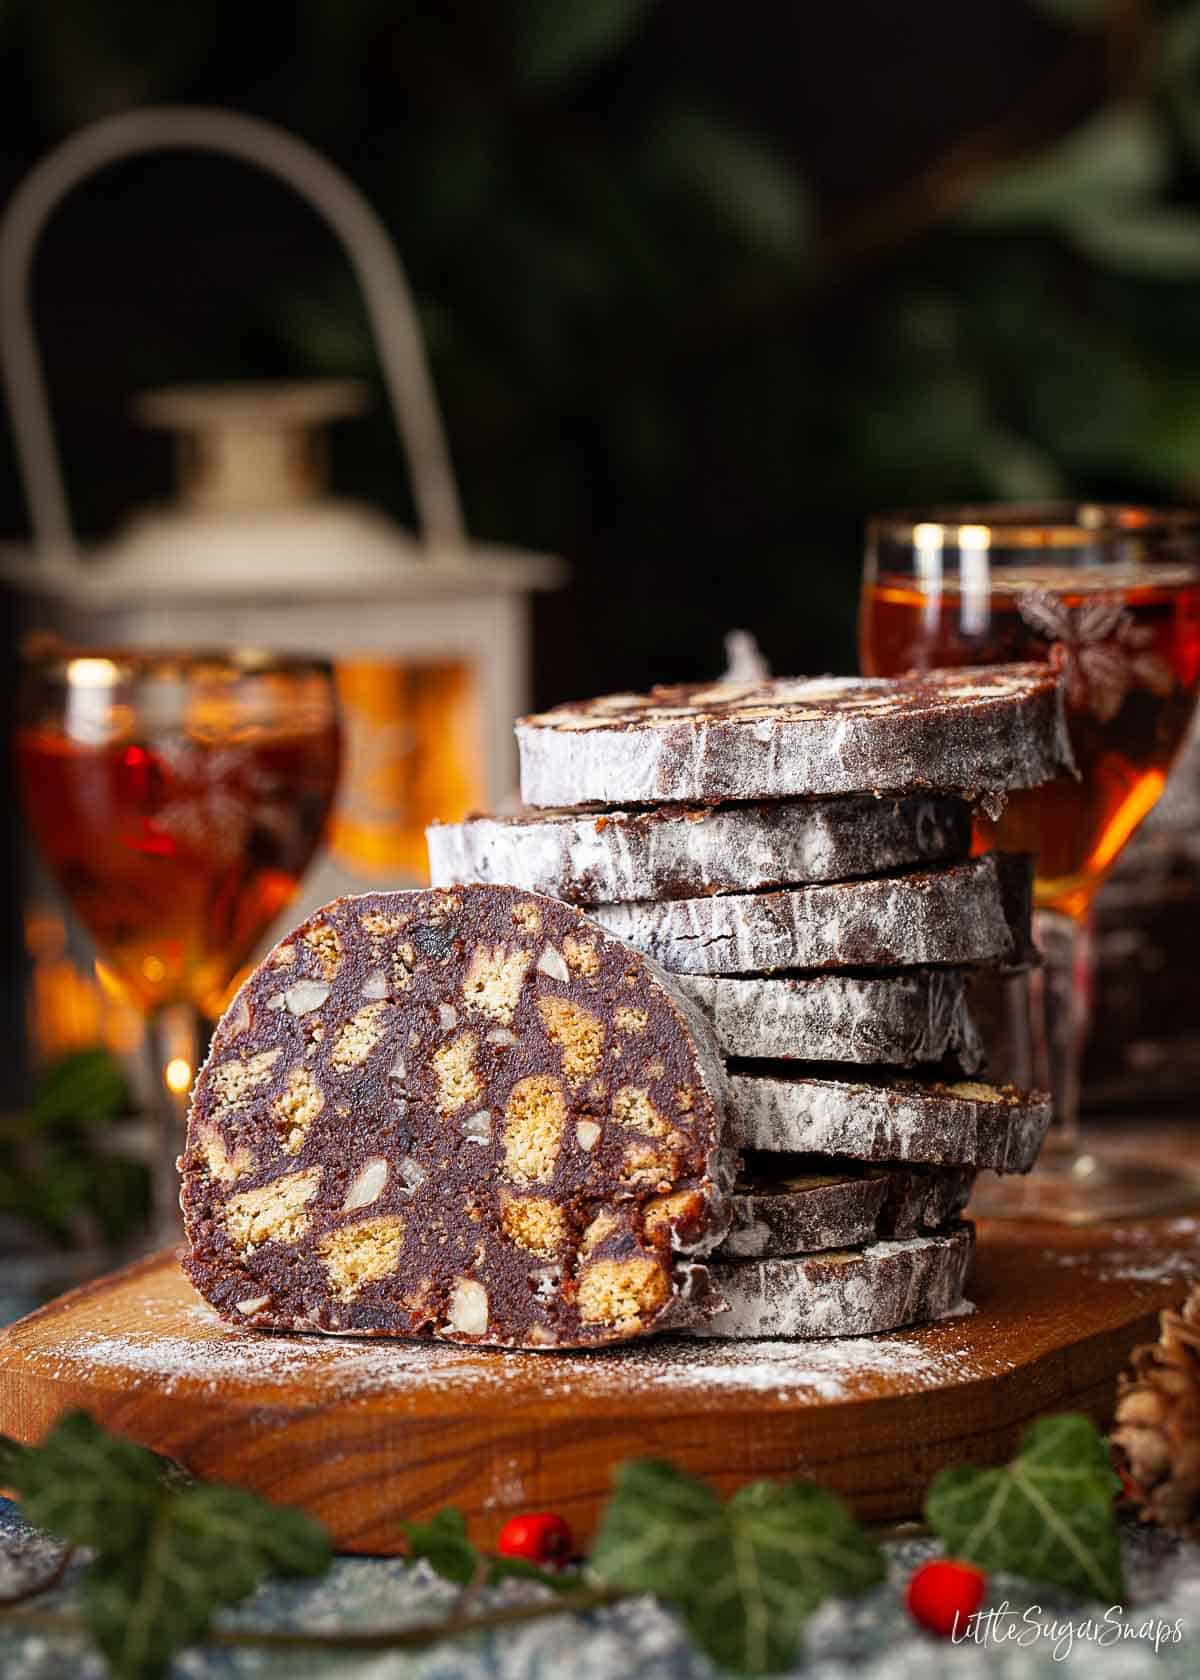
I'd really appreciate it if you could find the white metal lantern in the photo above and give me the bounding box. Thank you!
[1,106,563,903]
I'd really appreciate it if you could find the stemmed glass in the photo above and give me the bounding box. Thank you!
[860,505,1200,1222]
[16,642,340,1241]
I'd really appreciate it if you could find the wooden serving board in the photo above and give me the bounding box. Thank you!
[0,1213,1197,1552]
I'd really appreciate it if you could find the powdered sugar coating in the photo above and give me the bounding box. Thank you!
[695,1225,974,1339]
[426,794,971,905]
[517,667,1074,808]
[591,854,1033,976]
[728,1071,1050,1168]
[676,969,985,1068]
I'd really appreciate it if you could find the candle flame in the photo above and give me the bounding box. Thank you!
[165,1057,193,1095]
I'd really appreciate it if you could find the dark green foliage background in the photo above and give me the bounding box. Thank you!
[3,0,1200,699]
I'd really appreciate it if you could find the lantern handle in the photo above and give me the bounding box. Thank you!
[0,105,467,566]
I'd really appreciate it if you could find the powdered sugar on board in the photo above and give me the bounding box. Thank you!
[15,1271,995,1406]
[11,1217,1197,1432]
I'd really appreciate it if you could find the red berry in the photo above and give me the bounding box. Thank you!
[1116,1468,1143,1505]
[496,1511,573,1567]
[906,1558,987,1638]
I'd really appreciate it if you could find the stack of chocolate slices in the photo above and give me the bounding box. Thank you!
[428,666,1071,1339]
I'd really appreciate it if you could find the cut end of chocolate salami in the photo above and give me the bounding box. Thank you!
[181,885,732,1349]
[591,853,1035,976]
[675,969,985,1069]
[693,1224,975,1339]
[427,793,972,905]
[517,666,1073,809]
[728,1070,1051,1169]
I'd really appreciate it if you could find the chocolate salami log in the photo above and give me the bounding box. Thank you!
[517,667,1073,809]
[592,854,1034,976]
[693,1224,975,1339]
[675,969,985,1069]
[427,794,971,905]
[181,886,734,1349]
[719,1161,974,1259]
[727,1071,1050,1170]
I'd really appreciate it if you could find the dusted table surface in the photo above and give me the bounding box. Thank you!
[2,1498,1199,1678]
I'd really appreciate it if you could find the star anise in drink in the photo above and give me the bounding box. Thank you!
[1016,589,1174,721]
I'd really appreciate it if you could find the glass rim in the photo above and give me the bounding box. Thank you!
[20,635,336,685]
[866,501,1200,548]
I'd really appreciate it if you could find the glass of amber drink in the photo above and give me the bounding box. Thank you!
[17,642,340,1239]
[860,505,1200,1221]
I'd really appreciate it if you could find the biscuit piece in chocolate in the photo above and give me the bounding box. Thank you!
[427,794,971,905]
[695,1224,974,1339]
[592,854,1034,976]
[517,667,1072,809]
[181,886,732,1348]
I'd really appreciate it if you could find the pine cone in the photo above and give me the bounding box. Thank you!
[1112,1282,1200,1537]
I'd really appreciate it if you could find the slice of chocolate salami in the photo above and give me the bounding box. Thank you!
[675,969,985,1069]
[879,1163,977,1236]
[592,854,1034,976]
[720,1159,975,1258]
[720,1168,890,1259]
[426,793,971,905]
[181,885,734,1350]
[517,666,1072,809]
[692,1224,974,1339]
[728,1071,1050,1169]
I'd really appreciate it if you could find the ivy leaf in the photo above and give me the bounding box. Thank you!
[646,101,813,259]
[697,1481,887,1673]
[488,1551,578,1591]
[31,1049,129,1131]
[2,1412,330,1680]
[2,1049,147,1247]
[0,1412,172,1553]
[0,1433,27,1485]
[401,1508,480,1586]
[85,1485,330,1680]
[1028,0,1111,27]
[401,1508,573,1594]
[1162,2,1200,171]
[961,106,1166,225]
[1067,207,1200,278]
[510,0,653,94]
[592,1461,723,1602]
[926,1414,1123,1603]
[590,1460,885,1674]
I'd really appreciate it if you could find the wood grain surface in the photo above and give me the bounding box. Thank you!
[1,1201,1197,1553]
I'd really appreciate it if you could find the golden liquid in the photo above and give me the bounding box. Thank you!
[18,718,339,1016]
[329,659,485,880]
[861,571,1200,918]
